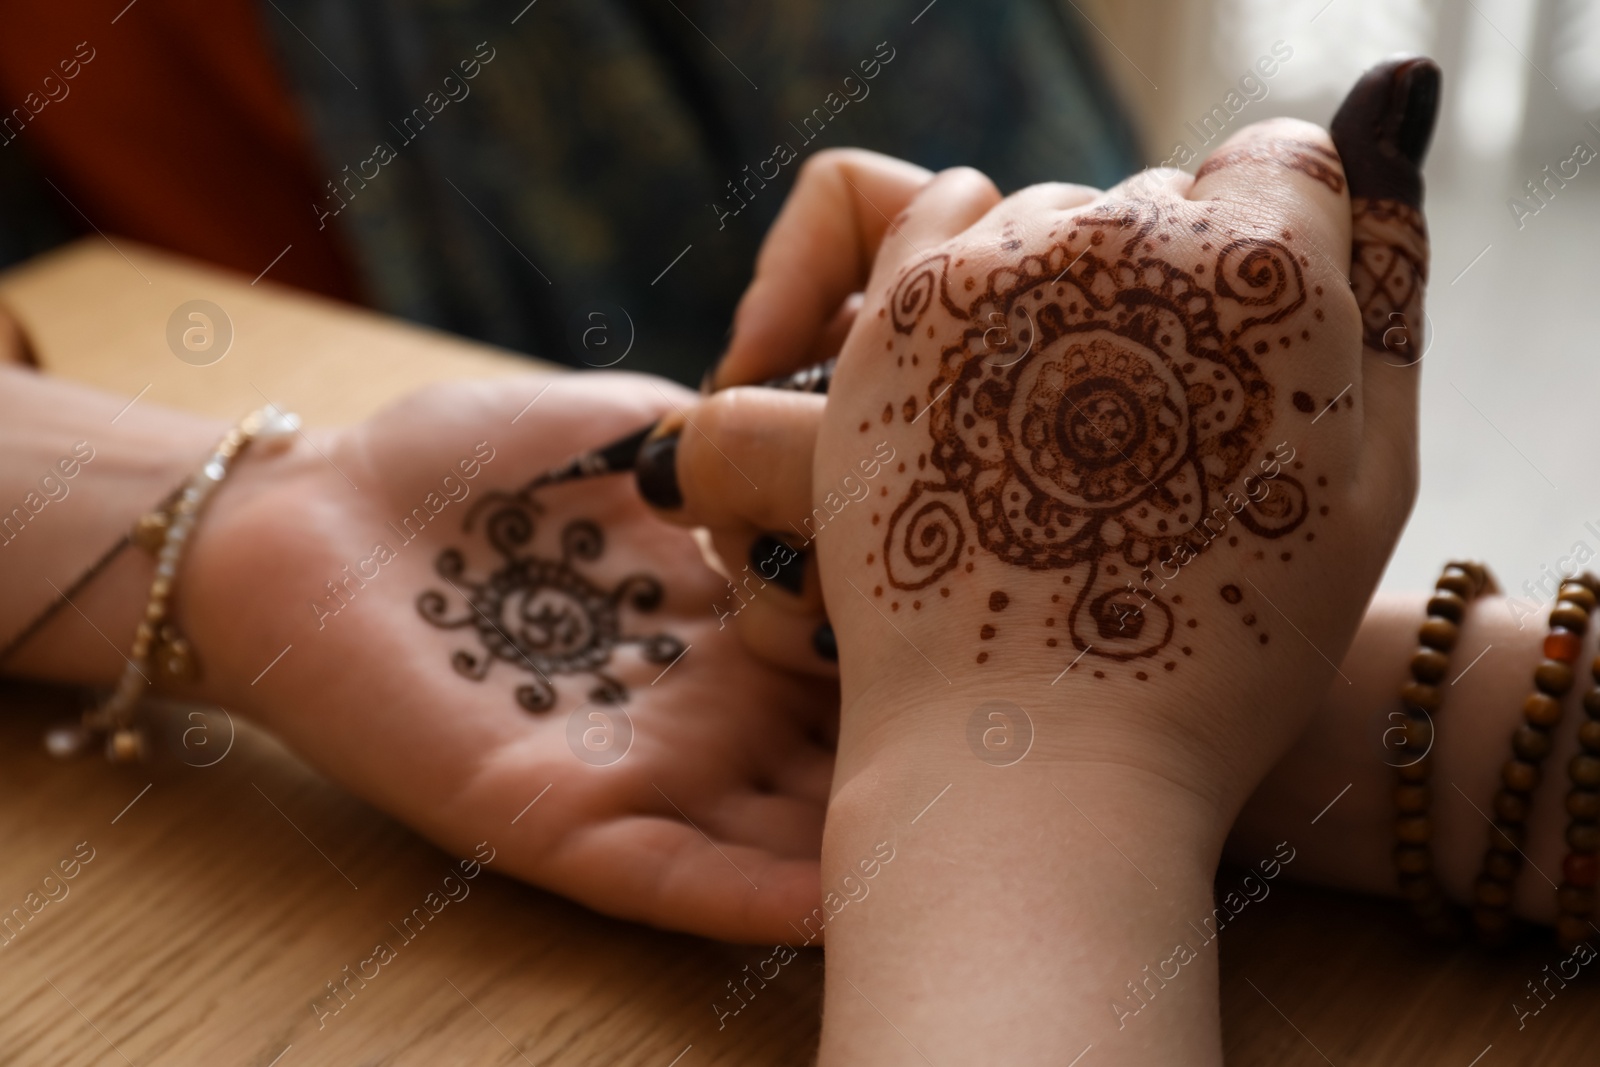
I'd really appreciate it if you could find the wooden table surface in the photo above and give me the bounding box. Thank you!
[1,240,1597,1066]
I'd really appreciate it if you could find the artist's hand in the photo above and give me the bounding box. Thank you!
[638,149,943,674]
[179,373,833,943]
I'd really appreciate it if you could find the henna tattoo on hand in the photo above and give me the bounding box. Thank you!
[871,200,1331,670]
[1194,137,1346,195]
[1349,197,1428,362]
[418,492,683,712]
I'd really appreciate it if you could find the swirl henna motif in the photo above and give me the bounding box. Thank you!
[877,204,1321,669]
[418,493,683,712]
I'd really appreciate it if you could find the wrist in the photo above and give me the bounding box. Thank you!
[175,421,337,710]
[833,677,1246,840]
[1,371,226,687]
[1231,591,1585,927]
[818,740,1226,1066]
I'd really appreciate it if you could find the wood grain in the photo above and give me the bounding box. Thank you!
[2,242,1597,1065]
[0,237,539,425]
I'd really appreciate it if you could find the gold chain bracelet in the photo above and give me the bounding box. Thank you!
[45,405,300,762]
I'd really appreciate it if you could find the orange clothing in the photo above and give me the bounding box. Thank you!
[0,0,359,299]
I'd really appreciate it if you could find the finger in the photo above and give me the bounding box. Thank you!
[1188,117,1353,280]
[958,180,1105,243]
[998,180,1103,214]
[637,388,836,671]
[808,293,863,366]
[638,388,823,533]
[868,165,1002,284]
[715,149,933,389]
[557,816,822,944]
[766,738,835,806]
[704,524,839,676]
[710,791,826,856]
[714,587,838,675]
[1104,165,1194,202]
[1332,56,1439,500]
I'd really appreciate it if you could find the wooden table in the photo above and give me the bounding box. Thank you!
[1,240,1595,1066]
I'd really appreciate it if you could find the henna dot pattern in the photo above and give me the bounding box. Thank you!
[418,493,683,712]
[879,200,1314,665]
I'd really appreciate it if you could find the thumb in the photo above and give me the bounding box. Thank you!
[1331,57,1439,506]
[1331,55,1440,363]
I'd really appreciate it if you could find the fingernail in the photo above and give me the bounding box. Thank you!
[750,534,807,595]
[635,431,683,509]
[812,622,837,662]
[1394,62,1441,168]
[1331,56,1441,208]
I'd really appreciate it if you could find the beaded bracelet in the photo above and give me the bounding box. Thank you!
[1558,634,1600,950]
[45,405,299,762]
[1393,560,1495,938]
[1473,574,1600,944]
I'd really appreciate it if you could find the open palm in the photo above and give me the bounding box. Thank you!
[183,372,833,943]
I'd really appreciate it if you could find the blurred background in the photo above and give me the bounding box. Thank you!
[2,0,1595,601]
[1093,0,1600,601]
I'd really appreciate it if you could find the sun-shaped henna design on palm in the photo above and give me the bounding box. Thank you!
[418,494,684,711]
[876,199,1320,667]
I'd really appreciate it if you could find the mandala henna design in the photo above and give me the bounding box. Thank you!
[1349,198,1428,361]
[876,201,1318,666]
[418,493,684,711]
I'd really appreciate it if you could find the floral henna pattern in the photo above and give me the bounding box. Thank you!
[418,493,683,711]
[1349,198,1428,361]
[874,200,1323,667]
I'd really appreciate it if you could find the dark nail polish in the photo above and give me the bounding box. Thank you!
[635,432,683,510]
[1395,62,1441,168]
[812,622,837,662]
[1331,56,1441,208]
[750,534,807,595]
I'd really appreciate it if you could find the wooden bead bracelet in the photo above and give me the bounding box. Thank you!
[1558,639,1600,949]
[1393,560,1495,938]
[1472,574,1600,944]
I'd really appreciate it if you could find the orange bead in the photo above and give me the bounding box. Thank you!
[1545,627,1583,664]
